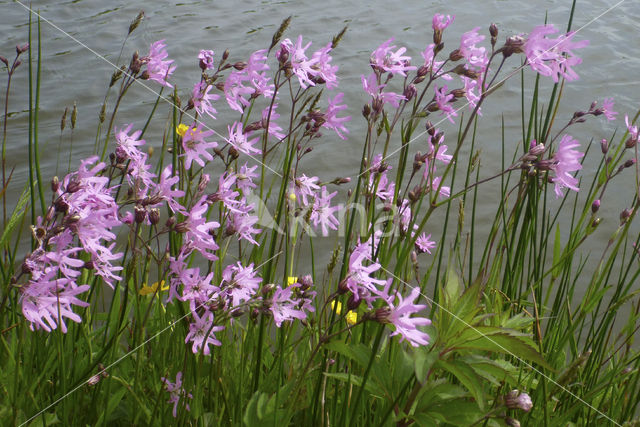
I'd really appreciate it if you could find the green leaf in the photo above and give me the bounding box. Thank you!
[0,185,30,248]
[413,348,438,383]
[95,388,126,425]
[324,340,373,369]
[552,223,562,279]
[436,359,486,410]
[455,333,552,370]
[323,372,380,396]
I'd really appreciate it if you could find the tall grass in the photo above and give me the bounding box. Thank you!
[1,5,639,427]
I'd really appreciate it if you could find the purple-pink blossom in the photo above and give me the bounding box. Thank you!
[144,40,176,87]
[323,92,351,140]
[551,134,584,198]
[161,372,192,418]
[370,38,416,76]
[524,24,589,82]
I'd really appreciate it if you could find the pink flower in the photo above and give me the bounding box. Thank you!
[551,134,584,198]
[198,49,215,70]
[524,25,589,82]
[600,98,617,121]
[432,14,454,31]
[310,186,341,236]
[191,81,220,119]
[161,372,193,418]
[20,271,90,333]
[370,38,416,76]
[181,122,217,170]
[415,233,436,254]
[227,121,261,156]
[220,262,262,308]
[361,72,406,108]
[378,287,431,347]
[269,283,315,327]
[459,27,488,71]
[323,92,351,140]
[179,195,220,260]
[227,209,261,245]
[144,40,176,87]
[115,124,145,161]
[278,35,319,88]
[434,85,457,124]
[262,104,285,141]
[346,243,387,299]
[311,42,339,89]
[184,310,224,355]
[625,115,639,144]
[153,165,186,214]
[237,163,259,193]
[421,44,450,79]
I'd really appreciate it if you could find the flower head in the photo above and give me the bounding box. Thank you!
[144,40,176,87]
[370,38,416,76]
[161,372,193,418]
[524,25,589,82]
[198,49,215,70]
[550,134,584,198]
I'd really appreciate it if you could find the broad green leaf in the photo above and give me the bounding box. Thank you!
[324,340,373,369]
[455,333,552,370]
[436,360,486,410]
[413,348,438,383]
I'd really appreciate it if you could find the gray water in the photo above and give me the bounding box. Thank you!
[1,0,639,274]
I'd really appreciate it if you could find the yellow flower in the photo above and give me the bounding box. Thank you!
[176,123,189,137]
[345,311,358,325]
[331,301,357,325]
[331,300,342,315]
[287,276,298,287]
[139,280,168,296]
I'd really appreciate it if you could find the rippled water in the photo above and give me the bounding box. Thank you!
[1,0,639,266]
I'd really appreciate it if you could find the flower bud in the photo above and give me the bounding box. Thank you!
[591,199,600,213]
[529,142,545,157]
[403,84,417,101]
[505,390,533,412]
[624,158,636,169]
[505,417,521,427]
[261,283,275,296]
[346,294,361,311]
[417,65,429,77]
[233,61,247,71]
[222,49,230,61]
[625,137,637,149]
[450,88,466,99]
[362,103,371,119]
[503,35,525,57]
[17,43,30,54]
[134,206,147,223]
[66,180,81,193]
[299,275,313,290]
[338,277,349,294]
[600,138,609,154]
[0,56,8,66]
[620,208,633,224]
[165,216,176,228]
[489,23,498,38]
[148,208,160,225]
[51,176,60,193]
[448,49,464,61]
